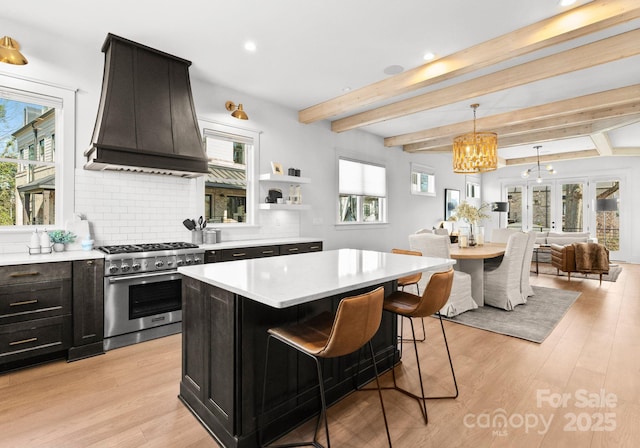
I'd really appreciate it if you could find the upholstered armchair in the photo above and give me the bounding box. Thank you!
[550,243,609,284]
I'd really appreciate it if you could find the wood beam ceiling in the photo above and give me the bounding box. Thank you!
[385,84,640,147]
[330,28,640,133]
[298,0,640,124]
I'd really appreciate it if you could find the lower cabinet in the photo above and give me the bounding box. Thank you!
[205,241,322,264]
[0,258,105,371]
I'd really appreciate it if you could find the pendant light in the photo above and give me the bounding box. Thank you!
[521,145,556,183]
[452,104,498,173]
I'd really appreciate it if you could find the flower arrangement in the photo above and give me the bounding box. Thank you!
[453,201,491,224]
[48,230,76,244]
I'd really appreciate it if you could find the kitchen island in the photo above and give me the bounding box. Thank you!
[178,248,454,447]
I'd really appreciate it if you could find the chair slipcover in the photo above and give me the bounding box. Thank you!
[484,232,529,310]
[408,233,477,317]
[520,231,536,300]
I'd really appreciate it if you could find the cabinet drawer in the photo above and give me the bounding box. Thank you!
[219,246,280,261]
[0,315,71,364]
[0,279,71,324]
[280,242,323,255]
[0,262,71,286]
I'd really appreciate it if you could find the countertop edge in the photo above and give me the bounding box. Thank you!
[0,250,105,266]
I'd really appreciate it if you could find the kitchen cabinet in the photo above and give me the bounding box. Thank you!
[68,259,105,361]
[0,258,104,371]
[0,262,72,370]
[205,241,322,264]
[258,173,311,210]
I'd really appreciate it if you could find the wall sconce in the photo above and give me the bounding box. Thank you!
[0,36,28,65]
[225,101,248,120]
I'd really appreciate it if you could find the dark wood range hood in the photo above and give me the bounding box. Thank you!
[85,33,208,178]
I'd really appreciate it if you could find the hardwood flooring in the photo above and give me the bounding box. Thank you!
[1,263,639,447]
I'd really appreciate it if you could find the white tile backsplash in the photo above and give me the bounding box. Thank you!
[0,169,303,254]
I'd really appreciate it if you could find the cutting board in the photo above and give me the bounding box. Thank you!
[65,219,90,251]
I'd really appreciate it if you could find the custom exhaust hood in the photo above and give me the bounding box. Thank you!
[85,33,208,178]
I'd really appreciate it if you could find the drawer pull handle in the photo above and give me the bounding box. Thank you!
[288,248,299,252]
[10,299,39,307]
[310,246,320,250]
[262,250,274,254]
[10,337,38,346]
[233,253,246,257]
[9,272,40,278]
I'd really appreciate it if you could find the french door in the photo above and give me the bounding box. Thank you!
[504,177,624,260]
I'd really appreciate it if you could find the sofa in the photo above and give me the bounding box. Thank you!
[550,242,609,284]
[534,231,593,263]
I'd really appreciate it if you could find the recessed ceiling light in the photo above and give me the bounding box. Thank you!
[244,41,256,52]
[423,52,435,61]
[383,65,404,75]
[342,86,352,92]
[559,0,576,6]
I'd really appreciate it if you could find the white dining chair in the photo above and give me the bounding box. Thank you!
[408,233,477,317]
[520,231,536,300]
[483,232,529,310]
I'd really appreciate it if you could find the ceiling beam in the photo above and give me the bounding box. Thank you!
[405,115,640,153]
[385,84,640,147]
[505,150,602,166]
[298,0,640,124]
[591,132,614,155]
[331,28,640,133]
[402,105,640,151]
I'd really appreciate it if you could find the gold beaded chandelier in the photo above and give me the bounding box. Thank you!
[452,104,497,173]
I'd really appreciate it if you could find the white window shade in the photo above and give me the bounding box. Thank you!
[339,159,386,197]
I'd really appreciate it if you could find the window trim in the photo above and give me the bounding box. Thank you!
[197,119,260,227]
[0,74,76,231]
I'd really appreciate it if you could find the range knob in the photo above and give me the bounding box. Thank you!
[176,259,185,267]
[132,263,141,271]
[194,256,202,264]
[108,264,119,274]
[185,257,193,265]
[155,260,164,268]
[121,263,130,273]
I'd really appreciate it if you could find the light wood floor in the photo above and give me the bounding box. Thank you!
[1,263,639,447]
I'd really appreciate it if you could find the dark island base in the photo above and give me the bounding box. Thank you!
[179,277,398,448]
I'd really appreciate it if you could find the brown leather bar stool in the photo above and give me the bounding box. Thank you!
[383,268,458,425]
[259,286,392,448]
[391,248,426,343]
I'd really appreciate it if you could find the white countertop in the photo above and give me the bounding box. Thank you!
[179,248,455,309]
[199,236,321,251]
[0,250,105,266]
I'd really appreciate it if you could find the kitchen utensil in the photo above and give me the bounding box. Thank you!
[183,219,196,231]
[202,220,207,230]
[198,216,204,229]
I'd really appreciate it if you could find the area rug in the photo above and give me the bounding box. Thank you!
[534,262,622,282]
[442,286,581,343]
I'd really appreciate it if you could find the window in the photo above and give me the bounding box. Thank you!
[201,121,259,225]
[338,157,387,224]
[410,163,435,196]
[0,75,75,228]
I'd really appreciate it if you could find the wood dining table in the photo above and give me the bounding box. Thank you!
[449,242,506,306]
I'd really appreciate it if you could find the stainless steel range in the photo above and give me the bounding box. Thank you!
[99,242,204,350]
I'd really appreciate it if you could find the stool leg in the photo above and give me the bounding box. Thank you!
[260,337,330,448]
[368,340,393,447]
[437,313,459,399]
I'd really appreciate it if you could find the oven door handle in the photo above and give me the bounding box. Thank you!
[108,270,179,283]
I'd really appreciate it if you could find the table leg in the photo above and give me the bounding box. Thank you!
[535,249,539,275]
[455,258,484,306]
